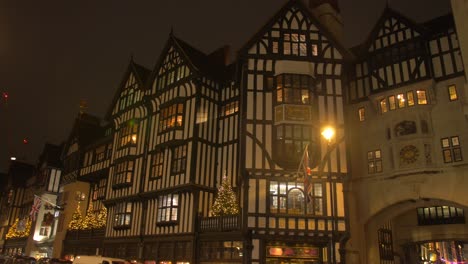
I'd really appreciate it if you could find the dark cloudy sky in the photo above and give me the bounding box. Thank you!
[0,0,451,173]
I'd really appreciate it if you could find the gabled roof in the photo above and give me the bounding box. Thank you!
[351,7,426,57]
[61,112,104,159]
[237,0,353,60]
[105,58,151,119]
[38,143,63,169]
[148,32,229,87]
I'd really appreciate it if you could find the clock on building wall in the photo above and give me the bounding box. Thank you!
[400,145,419,164]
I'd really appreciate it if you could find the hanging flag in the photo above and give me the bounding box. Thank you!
[302,145,312,202]
[30,196,42,221]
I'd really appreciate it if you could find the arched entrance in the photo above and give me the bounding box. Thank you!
[364,198,468,264]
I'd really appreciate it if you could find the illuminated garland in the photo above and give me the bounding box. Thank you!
[69,203,107,230]
[6,218,31,239]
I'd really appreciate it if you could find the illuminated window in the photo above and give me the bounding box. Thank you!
[358,107,365,121]
[223,101,239,116]
[171,145,187,174]
[397,94,405,108]
[113,160,134,188]
[368,150,383,173]
[119,122,138,148]
[158,194,179,223]
[380,99,388,113]
[388,95,396,110]
[114,202,132,229]
[416,90,428,104]
[275,74,313,104]
[150,151,164,179]
[418,206,465,225]
[407,91,415,106]
[269,181,322,215]
[448,84,458,101]
[283,33,307,56]
[159,103,184,131]
[441,136,462,163]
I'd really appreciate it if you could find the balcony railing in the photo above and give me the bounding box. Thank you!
[198,215,241,232]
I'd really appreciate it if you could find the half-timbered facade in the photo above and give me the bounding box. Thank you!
[62,124,112,257]
[1,161,35,256]
[346,7,468,264]
[236,1,350,263]
[53,113,102,258]
[27,143,63,259]
[5,1,468,264]
[100,59,151,259]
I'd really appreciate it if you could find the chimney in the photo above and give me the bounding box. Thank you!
[306,0,344,43]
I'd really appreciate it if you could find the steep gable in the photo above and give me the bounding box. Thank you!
[106,59,151,119]
[238,0,351,60]
[366,8,425,53]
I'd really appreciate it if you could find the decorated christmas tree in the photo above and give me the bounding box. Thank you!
[82,203,98,230]
[211,173,240,216]
[68,203,84,230]
[6,218,31,239]
[96,206,108,228]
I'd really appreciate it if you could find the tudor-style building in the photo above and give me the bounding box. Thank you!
[4,1,468,264]
[346,6,468,264]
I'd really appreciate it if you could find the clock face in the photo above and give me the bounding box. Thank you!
[400,145,419,164]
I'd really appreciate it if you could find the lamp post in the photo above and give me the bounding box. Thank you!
[321,126,336,264]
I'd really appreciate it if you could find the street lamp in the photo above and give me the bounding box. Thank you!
[321,126,336,264]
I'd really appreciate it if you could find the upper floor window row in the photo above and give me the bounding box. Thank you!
[272,33,318,57]
[112,160,134,188]
[417,206,465,226]
[275,74,315,105]
[118,122,138,148]
[159,103,184,132]
[119,89,141,111]
[380,90,427,114]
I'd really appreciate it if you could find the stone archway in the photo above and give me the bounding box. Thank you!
[364,198,468,264]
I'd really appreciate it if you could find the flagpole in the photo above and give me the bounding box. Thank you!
[34,194,62,209]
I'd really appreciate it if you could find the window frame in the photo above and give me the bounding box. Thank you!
[157,193,179,224]
[150,151,164,179]
[269,181,323,215]
[171,145,187,175]
[441,136,463,163]
[118,122,138,149]
[112,160,134,188]
[448,84,458,101]
[159,103,185,132]
[368,150,383,174]
[113,202,132,229]
[358,107,365,121]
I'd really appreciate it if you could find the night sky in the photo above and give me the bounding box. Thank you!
[0,0,451,173]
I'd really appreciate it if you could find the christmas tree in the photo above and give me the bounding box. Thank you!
[82,203,98,230]
[68,203,84,230]
[211,173,240,216]
[6,218,31,239]
[96,206,108,228]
